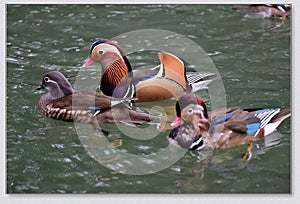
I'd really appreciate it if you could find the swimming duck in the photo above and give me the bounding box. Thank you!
[168,94,291,154]
[36,71,155,125]
[82,39,222,102]
[232,4,291,27]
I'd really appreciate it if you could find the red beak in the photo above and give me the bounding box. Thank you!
[171,117,182,127]
[82,57,96,68]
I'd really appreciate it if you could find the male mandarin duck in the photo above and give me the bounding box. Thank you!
[82,39,222,102]
[36,71,155,125]
[232,4,291,27]
[168,94,291,156]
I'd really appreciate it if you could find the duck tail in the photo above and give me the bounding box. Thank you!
[254,108,291,137]
[269,107,291,124]
[263,108,291,136]
[158,52,228,92]
[187,72,228,92]
[158,52,188,89]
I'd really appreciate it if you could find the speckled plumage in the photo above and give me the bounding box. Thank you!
[37,71,155,125]
[169,94,291,151]
[169,122,205,150]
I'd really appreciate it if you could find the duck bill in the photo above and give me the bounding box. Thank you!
[171,117,183,127]
[82,57,96,68]
[36,84,44,90]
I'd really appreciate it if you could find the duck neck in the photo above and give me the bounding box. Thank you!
[100,58,130,97]
[189,116,201,135]
[45,86,67,102]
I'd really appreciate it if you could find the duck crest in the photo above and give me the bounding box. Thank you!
[89,39,108,54]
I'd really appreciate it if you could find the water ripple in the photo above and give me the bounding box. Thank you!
[6,4,290,194]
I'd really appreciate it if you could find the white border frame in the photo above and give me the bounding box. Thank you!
[2,0,298,203]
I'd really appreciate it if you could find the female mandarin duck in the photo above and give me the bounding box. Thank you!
[36,71,155,125]
[232,4,291,27]
[82,39,221,102]
[168,94,291,157]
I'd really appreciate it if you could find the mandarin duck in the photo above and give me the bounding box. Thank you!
[168,94,291,157]
[82,39,222,102]
[36,71,155,126]
[232,4,291,28]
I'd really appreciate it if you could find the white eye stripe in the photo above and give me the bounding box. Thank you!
[44,77,57,84]
[196,105,204,111]
[199,112,205,119]
[186,105,204,112]
[95,44,124,62]
[185,104,205,118]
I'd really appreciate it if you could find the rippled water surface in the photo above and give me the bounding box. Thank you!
[6,4,291,194]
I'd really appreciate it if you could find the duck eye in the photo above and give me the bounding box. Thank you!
[44,77,50,82]
[98,50,104,55]
[187,108,193,114]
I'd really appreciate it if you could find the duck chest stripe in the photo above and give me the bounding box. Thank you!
[124,84,135,98]
[64,110,72,121]
[46,105,84,122]
[56,109,66,120]
[103,59,128,86]
[48,107,63,120]
[48,107,59,118]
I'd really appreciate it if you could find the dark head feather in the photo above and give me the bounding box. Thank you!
[176,94,208,118]
[89,39,108,55]
[89,39,133,75]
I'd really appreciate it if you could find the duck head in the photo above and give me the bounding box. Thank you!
[180,104,206,123]
[171,94,208,127]
[83,39,135,97]
[36,71,74,101]
[83,39,132,74]
[169,96,209,151]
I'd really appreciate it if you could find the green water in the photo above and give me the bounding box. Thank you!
[6,4,291,193]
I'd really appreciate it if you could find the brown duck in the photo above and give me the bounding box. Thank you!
[36,71,155,125]
[168,94,291,159]
[232,4,291,28]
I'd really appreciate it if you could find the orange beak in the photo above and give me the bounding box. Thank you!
[82,57,96,68]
